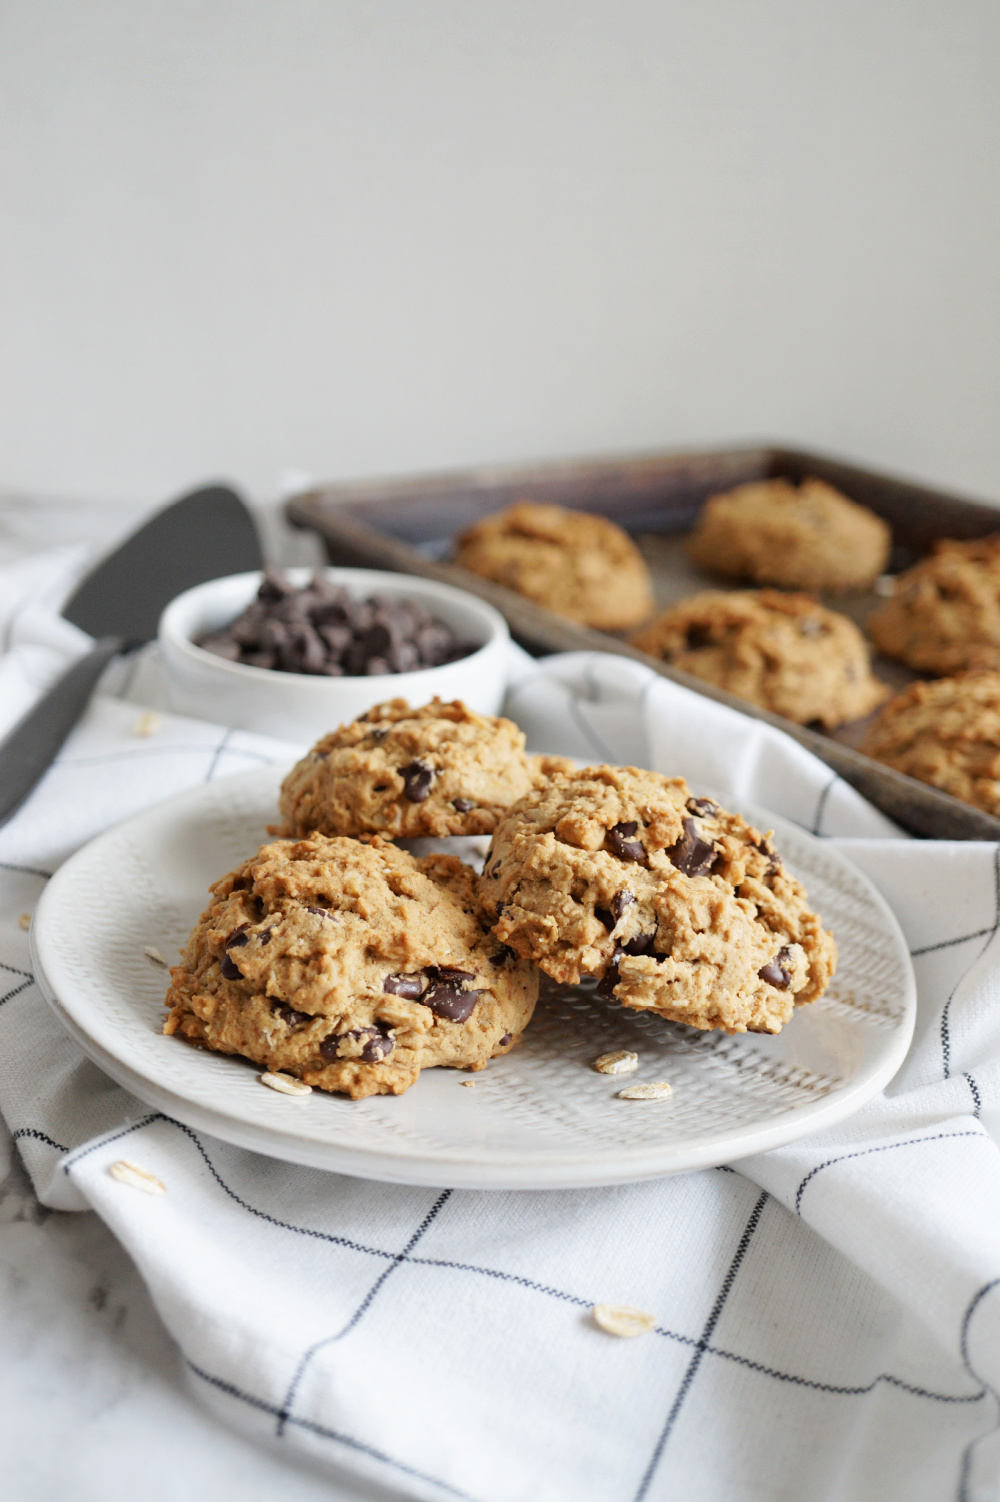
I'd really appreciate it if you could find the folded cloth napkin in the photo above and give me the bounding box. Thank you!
[2,551,1000,1502]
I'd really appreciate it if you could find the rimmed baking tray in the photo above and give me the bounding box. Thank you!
[285,444,1000,840]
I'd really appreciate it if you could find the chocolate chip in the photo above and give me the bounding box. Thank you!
[759,946,793,989]
[319,1024,395,1063]
[597,931,665,998]
[666,817,716,878]
[274,1002,311,1027]
[452,798,475,813]
[421,983,483,1022]
[226,930,250,950]
[620,932,657,956]
[595,907,616,931]
[498,1033,513,1047]
[220,953,243,980]
[360,1028,395,1063]
[596,965,620,1000]
[685,625,713,651]
[258,929,273,945]
[383,972,425,999]
[686,798,718,817]
[491,945,518,966]
[258,566,296,601]
[305,905,335,920]
[401,759,435,803]
[613,890,635,922]
[426,966,476,986]
[607,822,647,864]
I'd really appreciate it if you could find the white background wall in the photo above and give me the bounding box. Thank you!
[1,1,998,508]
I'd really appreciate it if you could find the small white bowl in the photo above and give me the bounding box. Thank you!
[158,567,511,742]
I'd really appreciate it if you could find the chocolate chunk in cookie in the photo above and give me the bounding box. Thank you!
[454,501,654,631]
[479,765,836,1035]
[630,589,889,728]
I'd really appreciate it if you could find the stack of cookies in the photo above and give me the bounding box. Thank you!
[164,698,836,1099]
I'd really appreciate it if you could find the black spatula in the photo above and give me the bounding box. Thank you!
[0,484,262,827]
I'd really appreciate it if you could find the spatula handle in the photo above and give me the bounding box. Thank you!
[0,637,124,828]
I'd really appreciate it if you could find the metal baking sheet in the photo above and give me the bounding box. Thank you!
[285,444,1000,840]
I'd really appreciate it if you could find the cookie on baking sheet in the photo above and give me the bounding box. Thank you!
[867,536,1000,675]
[478,766,836,1036]
[164,834,538,1099]
[862,671,1000,816]
[454,501,655,631]
[629,589,889,728]
[278,698,573,841]
[687,477,891,593]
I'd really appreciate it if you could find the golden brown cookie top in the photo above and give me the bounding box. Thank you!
[630,589,888,728]
[687,477,891,592]
[478,765,836,1035]
[867,536,1000,675]
[862,670,1000,817]
[454,501,655,631]
[164,832,538,1098]
[278,697,573,840]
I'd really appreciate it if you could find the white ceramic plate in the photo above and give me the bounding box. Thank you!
[31,766,915,1189]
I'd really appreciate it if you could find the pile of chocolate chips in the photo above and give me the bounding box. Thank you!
[197,568,476,677]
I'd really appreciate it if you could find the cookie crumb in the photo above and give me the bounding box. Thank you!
[617,1081,673,1101]
[18,913,31,931]
[460,1080,476,1088]
[260,1071,313,1097]
[594,1050,638,1075]
[144,945,167,967]
[131,711,163,737]
[592,1303,656,1338]
[109,1160,165,1195]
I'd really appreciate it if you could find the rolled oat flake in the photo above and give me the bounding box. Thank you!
[617,1080,673,1101]
[592,1303,657,1338]
[260,1071,313,1097]
[594,1050,639,1075]
[109,1160,166,1195]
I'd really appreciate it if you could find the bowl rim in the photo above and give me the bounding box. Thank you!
[158,565,510,687]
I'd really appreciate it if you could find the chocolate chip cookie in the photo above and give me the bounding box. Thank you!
[630,589,889,728]
[164,833,538,1098]
[862,671,1000,816]
[867,536,1000,675]
[454,501,655,630]
[687,477,891,593]
[278,698,574,840]
[479,766,836,1035]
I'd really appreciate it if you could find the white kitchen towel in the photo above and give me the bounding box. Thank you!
[2,556,1000,1502]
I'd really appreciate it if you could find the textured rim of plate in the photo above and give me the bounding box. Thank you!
[31,767,917,1190]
